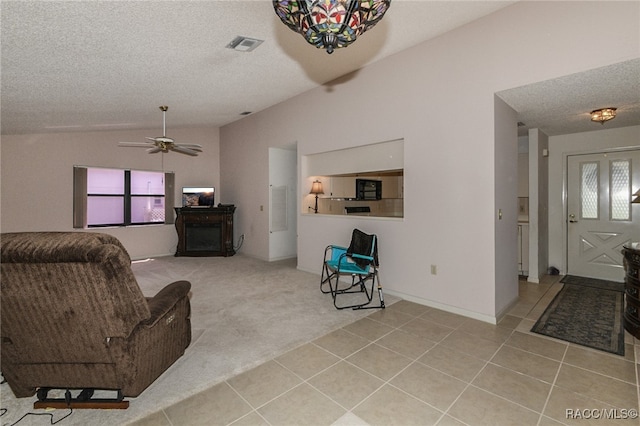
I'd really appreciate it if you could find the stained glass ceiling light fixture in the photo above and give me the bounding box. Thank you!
[273,0,391,54]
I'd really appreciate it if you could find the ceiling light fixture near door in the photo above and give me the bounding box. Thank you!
[590,107,617,124]
[273,0,391,54]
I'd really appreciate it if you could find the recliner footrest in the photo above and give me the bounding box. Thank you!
[33,388,129,410]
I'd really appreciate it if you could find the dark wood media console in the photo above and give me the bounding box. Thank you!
[623,246,640,338]
[174,206,236,257]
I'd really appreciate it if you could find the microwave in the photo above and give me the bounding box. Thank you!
[355,179,382,200]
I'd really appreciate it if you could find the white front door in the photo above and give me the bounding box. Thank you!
[567,149,640,281]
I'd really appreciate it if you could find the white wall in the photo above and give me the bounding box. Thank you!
[219,116,272,260]
[518,153,529,198]
[548,125,640,274]
[528,128,550,283]
[494,96,519,318]
[220,1,639,323]
[1,127,220,259]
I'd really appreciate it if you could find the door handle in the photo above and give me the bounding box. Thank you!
[569,214,578,223]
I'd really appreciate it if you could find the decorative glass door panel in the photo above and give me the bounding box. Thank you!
[567,150,640,281]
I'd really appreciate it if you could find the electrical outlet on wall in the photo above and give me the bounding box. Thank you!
[430,265,437,275]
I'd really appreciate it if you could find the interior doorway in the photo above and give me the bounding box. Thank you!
[268,145,298,261]
[566,148,640,281]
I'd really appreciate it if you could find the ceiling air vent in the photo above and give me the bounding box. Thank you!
[226,36,264,52]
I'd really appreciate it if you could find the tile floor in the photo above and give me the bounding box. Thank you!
[133,276,640,425]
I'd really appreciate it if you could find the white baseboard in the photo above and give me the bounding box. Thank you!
[383,289,499,325]
[298,266,507,325]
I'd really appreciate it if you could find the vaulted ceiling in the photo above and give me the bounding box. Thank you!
[2,1,638,137]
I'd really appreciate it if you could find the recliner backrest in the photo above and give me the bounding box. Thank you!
[1,232,151,364]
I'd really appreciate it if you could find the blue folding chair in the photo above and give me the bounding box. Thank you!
[320,228,385,310]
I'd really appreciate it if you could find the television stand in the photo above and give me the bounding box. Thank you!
[174,206,236,257]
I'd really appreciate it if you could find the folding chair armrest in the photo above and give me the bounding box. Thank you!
[324,245,348,261]
[336,252,374,271]
[349,253,374,263]
[335,252,370,269]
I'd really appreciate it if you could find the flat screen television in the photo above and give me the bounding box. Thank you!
[182,187,215,207]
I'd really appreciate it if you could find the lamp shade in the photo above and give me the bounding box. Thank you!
[273,0,391,54]
[310,180,324,194]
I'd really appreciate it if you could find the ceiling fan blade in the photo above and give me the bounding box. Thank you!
[171,146,200,156]
[175,143,203,151]
[119,141,153,147]
[118,106,203,156]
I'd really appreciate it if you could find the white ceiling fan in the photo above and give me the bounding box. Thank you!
[118,106,203,156]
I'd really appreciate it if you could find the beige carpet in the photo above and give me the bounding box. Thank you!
[0,254,393,425]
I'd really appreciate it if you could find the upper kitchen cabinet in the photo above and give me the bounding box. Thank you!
[381,175,402,199]
[330,176,357,198]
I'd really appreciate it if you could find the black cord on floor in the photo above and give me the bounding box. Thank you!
[4,408,73,426]
[234,233,245,251]
[0,381,73,426]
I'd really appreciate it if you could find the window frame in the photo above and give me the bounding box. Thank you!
[73,166,175,228]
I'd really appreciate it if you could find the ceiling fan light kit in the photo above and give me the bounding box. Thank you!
[273,0,391,54]
[118,106,203,156]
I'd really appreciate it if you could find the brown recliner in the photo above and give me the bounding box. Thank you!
[0,232,191,403]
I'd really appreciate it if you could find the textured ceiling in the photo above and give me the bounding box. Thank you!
[498,59,640,137]
[1,1,638,137]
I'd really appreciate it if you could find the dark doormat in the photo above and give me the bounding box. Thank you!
[531,276,625,356]
[560,274,624,292]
